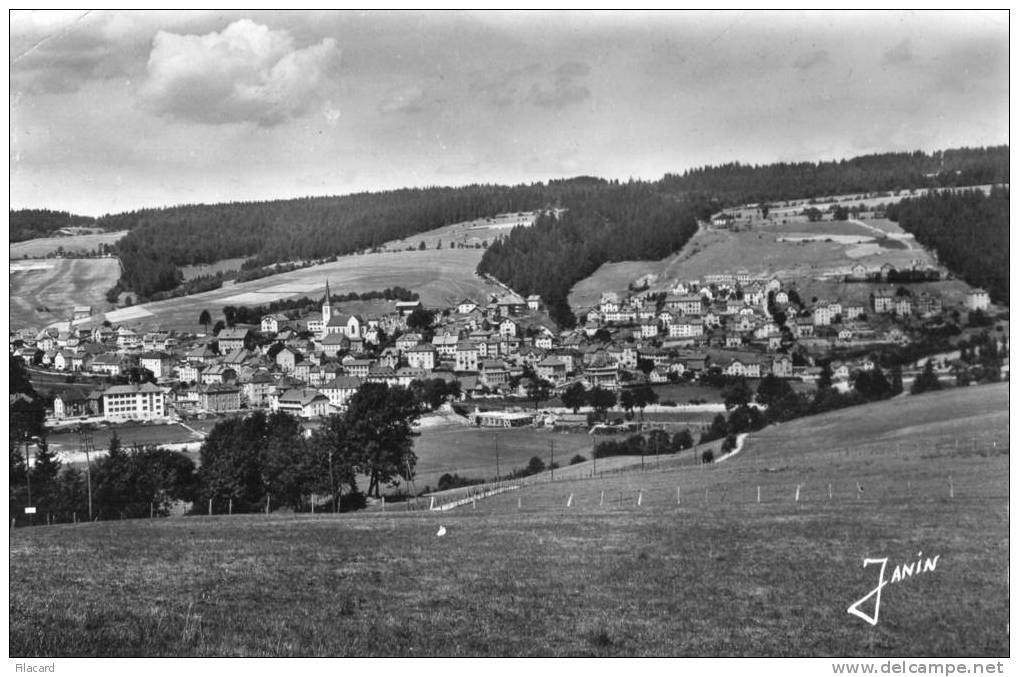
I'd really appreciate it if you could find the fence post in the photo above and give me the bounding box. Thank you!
[828,483,832,501]
[429,496,435,510]
[948,477,954,499]
[517,496,522,510]
[265,495,270,515]
[757,486,761,504]
[208,498,212,516]
[229,498,233,515]
[795,484,801,502]
[676,487,681,505]
[600,490,604,507]
[637,490,643,506]
[567,494,573,508]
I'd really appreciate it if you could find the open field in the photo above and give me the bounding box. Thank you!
[378,211,538,252]
[10,231,127,259]
[10,384,1007,656]
[9,258,121,329]
[179,257,249,281]
[569,223,936,312]
[77,248,502,332]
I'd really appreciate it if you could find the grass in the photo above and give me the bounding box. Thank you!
[83,248,502,332]
[9,231,127,258]
[9,258,121,329]
[9,384,1008,657]
[568,219,939,312]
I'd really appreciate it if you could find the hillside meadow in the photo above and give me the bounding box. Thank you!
[9,384,1007,657]
[9,258,121,329]
[568,217,937,312]
[9,231,127,259]
[84,248,502,332]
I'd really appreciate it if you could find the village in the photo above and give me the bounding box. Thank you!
[9,260,994,431]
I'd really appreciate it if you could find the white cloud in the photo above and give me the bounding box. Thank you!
[141,19,341,126]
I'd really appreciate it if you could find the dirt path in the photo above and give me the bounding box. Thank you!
[848,219,914,250]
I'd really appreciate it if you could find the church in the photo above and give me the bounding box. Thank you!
[321,281,365,341]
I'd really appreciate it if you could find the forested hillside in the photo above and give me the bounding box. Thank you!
[889,187,1009,303]
[55,144,1007,304]
[478,183,704,327]
[656,146,1008,205]
[10,209,97,242]
[101,183,596,299]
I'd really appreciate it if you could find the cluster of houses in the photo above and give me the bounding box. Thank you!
[10,271,992,425]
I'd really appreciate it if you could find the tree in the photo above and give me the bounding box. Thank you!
[631,384,658,420]
[817,362,833,391]
[524,378,553,410]
[560,382,587,414]
[671,429,694,452]
[406,307,435,336]
[853,367,892,401]
[525,456,546,476]
[619,389,636,420]
[199,309,212,333]
[212,320,226,336]
[722,378,752,410]
[756,374,794,407]
[587,387,617,421]
[911,360,943,395]
[259,412,311,510]
[343,383,423,498]
[700,413,728,444]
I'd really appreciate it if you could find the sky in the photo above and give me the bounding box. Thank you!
[9,10,1010,217]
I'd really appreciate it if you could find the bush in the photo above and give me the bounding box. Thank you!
[569,454,587,465]
[701,449,715,464]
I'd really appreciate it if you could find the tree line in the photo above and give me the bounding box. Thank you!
[10,209,99,243]
[888,187,1008,303]
[657,146,1009,205]
[102,181,609,299]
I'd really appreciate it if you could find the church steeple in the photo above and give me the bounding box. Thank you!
[323,280,332,324]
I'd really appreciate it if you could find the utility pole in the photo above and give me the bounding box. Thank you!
[24,435,33,510]
[495,435,500,483]
[549,439,555,480]
[78,426,95,521]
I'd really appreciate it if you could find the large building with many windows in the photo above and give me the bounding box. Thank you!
[101,383,167,421]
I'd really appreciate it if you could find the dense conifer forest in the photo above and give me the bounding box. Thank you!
[10,209,97,242]
[656,146,1008,205]
[478,183,704,327]
[888,187,1009,303]
[12,146,1008,311]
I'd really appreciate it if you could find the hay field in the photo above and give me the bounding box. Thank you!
[9,258,121,329]
[9,231,127,259]
[568,222,936,312]
[87,248,502,332]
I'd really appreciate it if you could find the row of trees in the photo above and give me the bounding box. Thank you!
[889,187,1008,303]
[658,146,1009,205]
[198,383,422,510]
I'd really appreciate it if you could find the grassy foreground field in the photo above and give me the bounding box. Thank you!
[9,384,1008,656]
